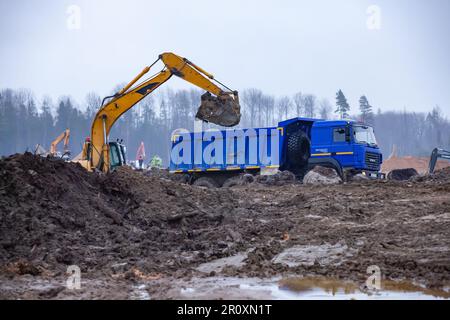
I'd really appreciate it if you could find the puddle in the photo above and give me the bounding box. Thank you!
[277,277,450,300]
[130,284,151,300]
[165,276,449,300]
[2,274,447,300]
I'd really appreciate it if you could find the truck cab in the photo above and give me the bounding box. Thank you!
[308,120,383,178]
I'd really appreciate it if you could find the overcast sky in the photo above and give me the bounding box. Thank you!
[0,0,449,116]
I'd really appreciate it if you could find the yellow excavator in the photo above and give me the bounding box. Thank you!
[77,52,241,173]
[50,129,70,159]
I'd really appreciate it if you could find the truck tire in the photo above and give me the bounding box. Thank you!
[193,177,220,188]
[222,176,242,188]
[287,131,311,168]
[222,174,254,188]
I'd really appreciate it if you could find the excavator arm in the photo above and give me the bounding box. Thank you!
[429,148,450,173]
[50,129,70,156]
[89,52,241,172]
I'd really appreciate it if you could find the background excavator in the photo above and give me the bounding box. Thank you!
[76,52,241,173]
[34,129,71,159]
[429,148,450,173]
[50,129,70,159]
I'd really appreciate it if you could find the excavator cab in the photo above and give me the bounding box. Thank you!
[109,140,127,170]
[78,138,126,172]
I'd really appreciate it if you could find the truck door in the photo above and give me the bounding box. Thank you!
[331,126,355,168]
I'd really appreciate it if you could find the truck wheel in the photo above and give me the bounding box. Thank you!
[287,131,311,167]
[193,177,220,188]
[222,176,242,188]
[222,174,254,188]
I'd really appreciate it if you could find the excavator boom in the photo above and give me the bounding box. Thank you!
[50,129,70,156]
[88,52,241,172]
[429,148,450,173]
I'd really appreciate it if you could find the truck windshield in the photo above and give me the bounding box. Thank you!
[353,126,377,146]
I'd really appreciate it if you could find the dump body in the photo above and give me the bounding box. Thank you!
[170,126,283,173]
[169,117,382,178]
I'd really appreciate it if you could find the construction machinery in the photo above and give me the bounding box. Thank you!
[429,148,450,173]
[33,129,71,160]
[170,117,384,187]
[50,129,70,158]
[77,52,241,173]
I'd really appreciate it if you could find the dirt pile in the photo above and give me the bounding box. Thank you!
[0,153,246,276]
[414,166,450,186]
[303,166,342,185]
[387,168,419,181]
[255,171,297,186]
[195,92,241,127]
[1,153,450,298]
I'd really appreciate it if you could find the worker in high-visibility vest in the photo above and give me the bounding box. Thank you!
[136,142,146,169]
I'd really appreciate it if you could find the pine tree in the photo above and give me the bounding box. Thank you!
[359,95,374,125]
[335,90,350,119]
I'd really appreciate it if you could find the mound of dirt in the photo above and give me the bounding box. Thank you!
[1,153,450,299]
[222,174,255,188]
[303,166,342,185]
[0,153,246,276]
[413,166,450,185]
[428,166,450,181]
[387,168,419,181]
[255,170,297,186]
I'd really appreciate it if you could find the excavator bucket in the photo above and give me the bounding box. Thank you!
[196,92,241,127]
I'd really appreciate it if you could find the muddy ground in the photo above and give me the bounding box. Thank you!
[0,153,449,299]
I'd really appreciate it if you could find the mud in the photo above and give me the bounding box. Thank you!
[1,153,449,299]
[303,166,342,185]
[387,168,419,181]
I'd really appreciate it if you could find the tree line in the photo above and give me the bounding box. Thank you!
[0,87,449,165]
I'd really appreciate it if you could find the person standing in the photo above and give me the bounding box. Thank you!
[136,142,146,169]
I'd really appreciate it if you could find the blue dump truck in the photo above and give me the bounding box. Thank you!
[169,117,383,187]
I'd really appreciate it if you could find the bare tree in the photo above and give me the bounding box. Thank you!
[242,88,263,127]
[277,96,291,122]
[293,92,304,117]
[85,92,101,120]
[261,94,275,126]
[318,99,332,119]
[303,94,316,118]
